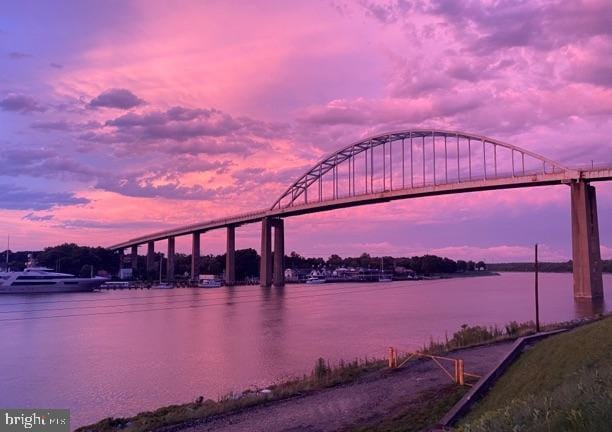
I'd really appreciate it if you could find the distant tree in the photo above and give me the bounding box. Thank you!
[467,260,476,271]
[327,254,343,267]
[235,248,259,280]
[476,260,486,270]
[359,253,371,268]
[456,260,467,272]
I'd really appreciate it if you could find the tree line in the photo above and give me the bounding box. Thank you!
[1,243,490,280]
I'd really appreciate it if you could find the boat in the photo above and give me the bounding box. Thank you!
[379,257,393,282]
[152,282,173,289]
[0,267,108,294]
[198,274,223,288]
[305,276,326,284]
[198,279,222,288]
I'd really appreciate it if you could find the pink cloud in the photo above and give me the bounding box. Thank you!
[0,0,610,259]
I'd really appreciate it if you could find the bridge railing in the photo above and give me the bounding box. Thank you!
[272,130,568,210]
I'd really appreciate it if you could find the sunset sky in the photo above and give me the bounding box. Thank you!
[1,0,611,262]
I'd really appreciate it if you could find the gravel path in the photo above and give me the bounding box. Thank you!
[175,342,513,432]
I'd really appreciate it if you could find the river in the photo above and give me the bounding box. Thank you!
[1,272,610,428]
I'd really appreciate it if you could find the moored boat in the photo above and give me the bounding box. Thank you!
[0,267,107,294]
[305,276,326,284]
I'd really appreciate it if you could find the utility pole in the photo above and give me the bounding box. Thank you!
[535,243,540,333]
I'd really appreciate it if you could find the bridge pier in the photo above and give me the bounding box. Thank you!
[226,226,235,286]
[273,219,285,287]
[146,241,155,273]
[131,245,138,272]
[191,232,200,282]
[571,181,603,298]
[260,218,273,287]
[167,237,175,283]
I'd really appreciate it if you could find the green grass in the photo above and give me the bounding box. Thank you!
[345,385,468,432]
[76,319,578,432]
[419,321,534,355]
[459,316,612,432]
[76,356,387,432]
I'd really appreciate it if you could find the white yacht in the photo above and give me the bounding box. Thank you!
[0,267,108,294]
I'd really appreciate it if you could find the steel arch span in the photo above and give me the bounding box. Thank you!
[271,129,568,210]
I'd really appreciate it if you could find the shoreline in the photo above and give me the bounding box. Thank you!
[76,314,604,432]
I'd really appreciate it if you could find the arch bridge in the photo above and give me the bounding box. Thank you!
[109,129,612,299]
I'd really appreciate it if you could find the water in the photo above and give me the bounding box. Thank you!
[1,273,610,428]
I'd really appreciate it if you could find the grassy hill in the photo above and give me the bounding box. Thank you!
[459,316,612,431]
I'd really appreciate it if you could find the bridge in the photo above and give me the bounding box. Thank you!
[109,129,612,299]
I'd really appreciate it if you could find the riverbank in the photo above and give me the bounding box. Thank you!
[457,314,612,431]
[75,318,563,432]
[78,342,513,432]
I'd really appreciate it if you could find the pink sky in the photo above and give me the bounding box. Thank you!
[1,0,611,262]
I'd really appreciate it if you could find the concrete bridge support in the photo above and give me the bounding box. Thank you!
[273,219,285,287]
[146,241,155,273]
[226,226,236,286]
[167,236,175,282]
[260,218,273,287]
[191,232,200,282]
[260,218,285,287]
[131,245,138,272]
[571,181,603,298]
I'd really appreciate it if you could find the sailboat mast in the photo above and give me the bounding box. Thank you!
[5,235,9,271]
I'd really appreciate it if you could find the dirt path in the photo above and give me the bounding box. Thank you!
[173,342,513,432]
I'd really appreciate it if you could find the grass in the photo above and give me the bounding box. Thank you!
[76,319,573,432]
[344,385,468,432]
[419,321,535,355]
[458,315,612,432]
[76,356,386,432]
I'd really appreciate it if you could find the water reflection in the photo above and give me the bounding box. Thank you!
[574,297,607,317]
[0,272,610,428]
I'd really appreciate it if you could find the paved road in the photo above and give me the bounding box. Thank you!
[173,342,513,432]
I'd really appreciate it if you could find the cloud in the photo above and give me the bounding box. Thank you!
[0,184,89,210]
[95,174,225,200]
[0,94,45,113]
[89,88,145,109]
[0,147,97,181]
[31,120,74,131]
[77,105,285,157]
[22,213,54,222]
[53,219,172,230]
[8,51,30,60]
[425,0,612,55]
[49,62,63,69]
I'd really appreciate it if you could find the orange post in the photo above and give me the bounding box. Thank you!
[388,347,397,368]
[456,359,465,385]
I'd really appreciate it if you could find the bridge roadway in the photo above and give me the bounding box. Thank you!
[108,128,612,299]
[110,168,612,298]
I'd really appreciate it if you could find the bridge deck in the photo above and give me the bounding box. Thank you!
[108,168,612,250]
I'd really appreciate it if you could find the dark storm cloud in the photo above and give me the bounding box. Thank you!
[89,88,145,109]
[0,94,45,113]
